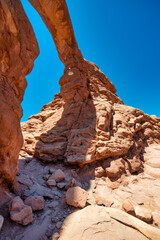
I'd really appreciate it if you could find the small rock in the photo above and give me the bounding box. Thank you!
[52,217,60,223]
[57,182,67,189]
[43,174,50,180]
[95,166,105,178]
[49,201,59,209]
[10,196,25,211]
[135,206,153,223]
[66,186,88,208]
[105,159,125,178]
[0,215,4,231]
[51,232,60,240]
[128,158,142,173]
[53,169,66,182]
[122,199,135,216]
[10,196,33,225]
[94,194,113,207]
[47,178,56,187]
[24,196,44,211]
[56,221,62,229]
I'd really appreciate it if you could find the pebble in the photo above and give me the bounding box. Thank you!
[56,221,62,229]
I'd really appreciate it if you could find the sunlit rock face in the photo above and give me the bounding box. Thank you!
[0,0,39,186]
[21,58,160,169]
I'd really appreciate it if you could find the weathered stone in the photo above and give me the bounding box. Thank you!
[128,158,142,173]
[0,215,4,231]
[94,194,114,207]
[56,221,62,229]
[94,166,105,178]
[105,159,125,178]
[24,196,44,211]
[58,206,160,240]
[122,199,135,216]
[57,182,67,189]
[52,169,66,183]
[135,206,153,223]
[10,196,33,225]
[47,178,56,187]
[66,186,88,208]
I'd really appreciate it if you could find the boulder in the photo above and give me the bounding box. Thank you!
[58,206,160,240]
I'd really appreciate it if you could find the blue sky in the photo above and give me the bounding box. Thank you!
[21,0,160,121]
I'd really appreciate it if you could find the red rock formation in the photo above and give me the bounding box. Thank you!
[0,0,39,186]
[20,0,160,170]
[21,59,160,170]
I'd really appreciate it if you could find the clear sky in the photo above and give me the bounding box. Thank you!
[21,0,160,122]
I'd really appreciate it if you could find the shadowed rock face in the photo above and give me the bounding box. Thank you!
[0,0,39,186]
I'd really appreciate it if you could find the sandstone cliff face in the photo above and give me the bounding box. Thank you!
[0,0,39,186]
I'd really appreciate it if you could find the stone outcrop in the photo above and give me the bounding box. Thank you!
[58,205,160,240]
[21,60,160,174]
[0,0,39,186]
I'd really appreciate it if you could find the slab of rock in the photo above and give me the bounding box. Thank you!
[66,186,88,208]
[135,205,153,223]
[58,206,160,240]
[24,196,44,211]
[10,196,33,225]
[0,215,4,231]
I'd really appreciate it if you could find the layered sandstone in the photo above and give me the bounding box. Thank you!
[0,0,39,186]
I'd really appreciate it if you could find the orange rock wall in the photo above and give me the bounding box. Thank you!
[0,0,39,185]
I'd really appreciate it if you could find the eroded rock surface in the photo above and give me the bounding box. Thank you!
[58,205,160,240]
[21,60,160,173]
[0,0,39,186]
